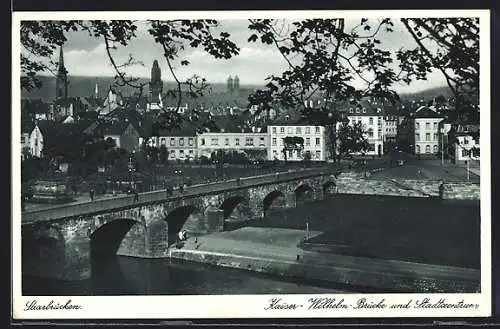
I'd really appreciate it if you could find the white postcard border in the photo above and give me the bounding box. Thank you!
[11,9,492,320]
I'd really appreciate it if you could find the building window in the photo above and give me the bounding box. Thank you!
[272,138,277,146]
[305,137,310,146]
[416,133,420,141]
[288,150,293,158]
[188,138,194,146]
[316,150,321,159]
[425,145,431,153]
[170,138,175,146]
[273,150,278,158]
[235,138,240,146]
[425,133,430,141]
[305,127,311,134]
[170,150,176,158]
[433,122,438,130]
[315,127,320,134]
[296,127,302,134]
[245,137,254,146]
[160,137,166,145]
[288,127,293,134]
[368,129,374,137]
[426,122,430,130]
[362,109,366,113]
[369,117,373,125]
[189,150,194,155]
[179,138,184,146]
[415,122,420,130]
[225,138,229,146]
[211,138,218,146]
[315,138,320,145]
[272,127,277,134]
[201,138,205,146]
[464,138,469,145]
[179,150,185,158]
[260,137,265,146]
[433,133,438,141]
[349,108,353,113]
[416,145,420,154]
[280,127,285,133]
[433,145,438,153]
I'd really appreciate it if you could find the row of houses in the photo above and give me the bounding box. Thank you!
[21,99,480,165]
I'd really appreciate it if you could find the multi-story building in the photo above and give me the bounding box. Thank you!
[383,113,403,143]
[149,126,198,161]
[343,100,385,156]
[413,106,444,155]
[267,121,327,161]
[454,133,480,163]
[198,131,268,159]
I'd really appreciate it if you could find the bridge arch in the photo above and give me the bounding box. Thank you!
[263,190,286,212]
[90,218,141,256]
[323,181,337,198]
[165,205,203,245]
[219,196,248,219]
[294,183,313,204]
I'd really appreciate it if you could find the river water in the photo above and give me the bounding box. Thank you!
[22,194,480,295]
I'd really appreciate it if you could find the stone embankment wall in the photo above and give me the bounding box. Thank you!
[170,248,479,293]
[335,172,480,200]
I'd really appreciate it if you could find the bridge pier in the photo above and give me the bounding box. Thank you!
[22,222,92,281]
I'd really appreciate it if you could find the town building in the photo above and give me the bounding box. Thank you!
[343,99,385,156]
[198,115,268,161]
[454,133,480,163]
[412,105,444,155]
[142,122,199,161]
[101,120,142,154]
[267,120,327,161]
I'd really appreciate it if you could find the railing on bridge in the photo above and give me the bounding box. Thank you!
[21,167,337,224]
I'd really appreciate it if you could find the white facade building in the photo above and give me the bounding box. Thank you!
[267,123,327,161]
[454,134,480,162]
[197,132,268,159]
[343,104,385,156]
[413,106,444,155]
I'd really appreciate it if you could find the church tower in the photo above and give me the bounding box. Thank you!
[233,75,240,91]
[55,46,68,101]
[150,60,163,103]
[227,76,233,93]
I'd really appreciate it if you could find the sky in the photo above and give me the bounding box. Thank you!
[32,18,448,94]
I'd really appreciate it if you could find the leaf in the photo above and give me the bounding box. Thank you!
[248,34,258,42]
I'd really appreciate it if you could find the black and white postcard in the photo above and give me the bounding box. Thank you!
[12,9,491,319]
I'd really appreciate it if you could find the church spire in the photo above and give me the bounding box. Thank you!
[58,46,65,73]
[56,46,69,101]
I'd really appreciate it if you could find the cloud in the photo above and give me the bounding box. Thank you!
[46,18,447,93]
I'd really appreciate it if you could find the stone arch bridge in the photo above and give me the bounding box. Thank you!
[21,169,338,281]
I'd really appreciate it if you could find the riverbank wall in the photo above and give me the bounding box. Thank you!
[335,172,480,200]
[169,235,480,293]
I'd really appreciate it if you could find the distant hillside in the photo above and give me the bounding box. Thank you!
[22,75,458,108]
[399,86,453,101]
[20,75,264,104]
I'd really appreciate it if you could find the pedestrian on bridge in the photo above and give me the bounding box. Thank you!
[133,189,139,203]
[438,180,445,200]
[89,188,95,201]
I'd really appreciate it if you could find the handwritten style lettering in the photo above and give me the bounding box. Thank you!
[414,298,479,309]
[24,299,82,311]
[264,298,303,310]
[308,297,348,310]
[352,298,387,309]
